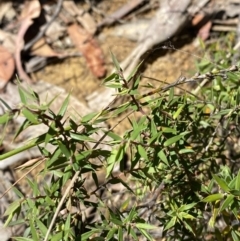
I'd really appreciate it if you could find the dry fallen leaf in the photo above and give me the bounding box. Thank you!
[31,37,62,57]
[192,13,212,41]
[0,45,15,88]
[15,0,41,83]
[68,23,106,78]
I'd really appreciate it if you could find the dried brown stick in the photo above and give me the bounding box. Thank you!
[121,0,191,78]
[97,0,146,28]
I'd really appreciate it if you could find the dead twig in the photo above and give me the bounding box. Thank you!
[97,0,147,28]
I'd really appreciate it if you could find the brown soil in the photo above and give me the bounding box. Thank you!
[32,0,198,134]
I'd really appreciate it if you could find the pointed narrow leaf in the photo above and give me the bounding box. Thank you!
[219,194,234,212]
[137,228,153,241]
[81,112,98,123]
[158,150,169,166]
[58,94,70,117]
[137,145,149,161]
[103,72,117,83]
[164,216,177,231]
[0,113,11,124]
[57,140,71,158]
[110,51,121,72]
[235,170,240,190]
[12,238,34,241]
[173,104,185,119]
[118,227,123,241]
[127,61,143,81]
[178,203,196,212]
[13,119,32,141]
[22,108,39,124]
[81,229,98,240]
[106,227,118,240]
[202,193,224,202]
[136,223,157,229]
[0,98,12,110]
[18,86,27,105]
[164,134,183,147]
[212,173,230,192]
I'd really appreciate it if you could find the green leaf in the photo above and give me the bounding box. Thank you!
[132,74,141,90]
[118,227,123,241]
[219,194,234,212]
[4,200,21,227]
[235,170,240,190]
[106,149,119,178]
[164,134,183,147]
[126,61,143,81]
[106,227,118,240]
[212,173,230,192]
[81,112,98,123]
[110,218,122,226]
[135,223,157,230]
[230,189,240,196]
[158,150,169,166]
[18,86,27,105]
[107,131,122,141]
[202,193,224,202]
[81,229,99,240]
[65,213,71,231]
[179,148,194,154]
[52,232,64,241]
[105,82,123,88]
[22,108,39,124]
[12,238,34,241]
[137,228,154,241]
[137,145,149,161]
[161,127,177,134]
[129,227,138,240]
[232,230,240,241]
[178,203,196,212]
[17,82,39,105]
[0,113,11,124]
[57,94,70,117]
[173,104,185,119]
[29,219,38,240]
[57,140,71,158]
[0,97,12,110]
[13,119,32,141]
[124,207,137,223]
[44,122,57,146]
[103,72,117,83]
[164,216,177,231]
[110,51,121,72]
[178,212,195,220]
[168,87,174,102]
[4,200,21,217]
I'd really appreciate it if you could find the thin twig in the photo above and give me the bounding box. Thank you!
[0,158,46,199]
[44,170,80,241]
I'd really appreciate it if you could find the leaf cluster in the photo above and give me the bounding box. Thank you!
[1,48,240,240]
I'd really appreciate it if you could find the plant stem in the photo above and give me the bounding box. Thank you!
[0,125,72,161]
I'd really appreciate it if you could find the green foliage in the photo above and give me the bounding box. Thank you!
[2,48,240,241]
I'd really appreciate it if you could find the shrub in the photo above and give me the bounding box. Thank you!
[1,50,240,241]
